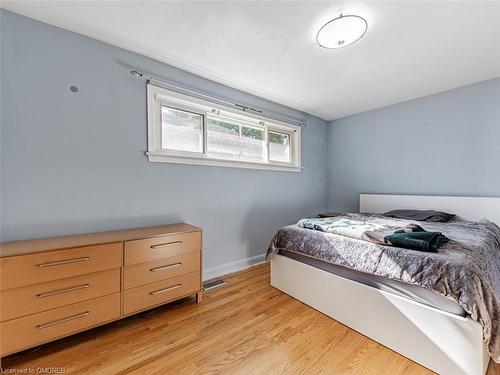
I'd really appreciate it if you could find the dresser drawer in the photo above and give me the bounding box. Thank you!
[0,293,120,356]
[124,232,201,266]
[0,243,122,290]
[124,252,200,290]
[123,272,200,315]
[0,269,120,322]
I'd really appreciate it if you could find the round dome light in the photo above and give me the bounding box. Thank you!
[316,14,368,49]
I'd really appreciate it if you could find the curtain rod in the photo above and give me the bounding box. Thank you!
[129,70,307,127]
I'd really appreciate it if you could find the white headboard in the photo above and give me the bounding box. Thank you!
[359,194,500,224]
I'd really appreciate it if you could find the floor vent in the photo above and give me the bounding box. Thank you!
[202,279,226,291]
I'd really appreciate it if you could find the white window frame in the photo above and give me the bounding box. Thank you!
[146,84,302,172]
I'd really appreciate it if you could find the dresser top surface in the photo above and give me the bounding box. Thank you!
[0,223,201,257]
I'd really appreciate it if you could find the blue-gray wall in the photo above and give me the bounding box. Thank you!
[0,10,328,270]
[328,78,500,212]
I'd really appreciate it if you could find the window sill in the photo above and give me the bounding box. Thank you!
[146,152,302,172]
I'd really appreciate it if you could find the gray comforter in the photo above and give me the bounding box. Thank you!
[266,213,500,362]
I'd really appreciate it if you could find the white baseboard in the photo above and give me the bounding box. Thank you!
[203,253,267,281]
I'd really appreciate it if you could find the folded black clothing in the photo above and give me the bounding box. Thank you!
[384,228,449,252]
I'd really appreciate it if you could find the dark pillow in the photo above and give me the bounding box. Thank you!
[383,209,455,222]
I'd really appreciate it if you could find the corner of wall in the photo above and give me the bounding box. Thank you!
[326,119,336,211]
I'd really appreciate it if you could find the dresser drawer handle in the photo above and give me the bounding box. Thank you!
[36,311,90,329]
[37,257,91,268]
[150,241,183,249]
[37,284,90,298]
[149,284,182,295]
[150,262,182,272]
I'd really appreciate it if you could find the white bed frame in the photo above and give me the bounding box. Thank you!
[271,194,499,375]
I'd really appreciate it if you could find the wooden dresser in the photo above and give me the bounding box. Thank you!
[0,224,202,357]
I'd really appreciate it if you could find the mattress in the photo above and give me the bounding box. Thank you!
[279,249,467,316]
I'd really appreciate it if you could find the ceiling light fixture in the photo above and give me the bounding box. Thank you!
[316,14,368,49]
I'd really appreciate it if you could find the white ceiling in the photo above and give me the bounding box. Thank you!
[3,1,500,121]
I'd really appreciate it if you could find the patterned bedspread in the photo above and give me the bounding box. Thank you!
[267,213,500,362]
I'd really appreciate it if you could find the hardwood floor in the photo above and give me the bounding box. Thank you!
[2,263,499,374]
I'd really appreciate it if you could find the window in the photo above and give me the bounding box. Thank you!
[206,115,266,162]
[147,84,301,172]
[268,131,290,163]
[161,106,203,153]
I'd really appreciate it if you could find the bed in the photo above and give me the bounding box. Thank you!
[269,194,500,375]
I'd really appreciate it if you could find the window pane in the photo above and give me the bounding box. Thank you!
[207,117,265,162]
[241,126,265,162]
[161,106,203,153]
[269,131,291,162]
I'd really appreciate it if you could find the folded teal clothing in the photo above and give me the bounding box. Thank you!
[384,224,449,252]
